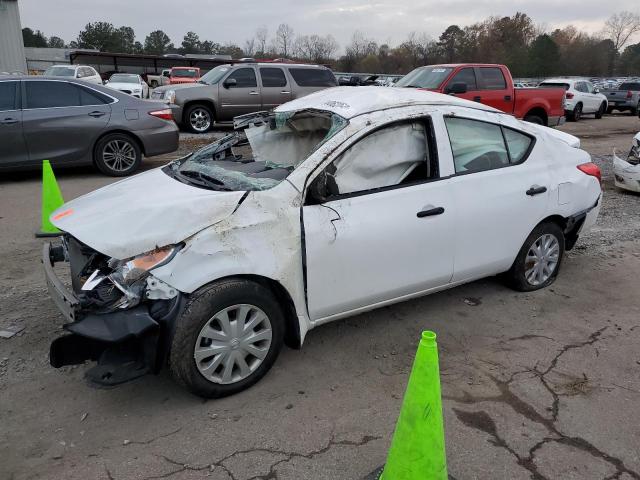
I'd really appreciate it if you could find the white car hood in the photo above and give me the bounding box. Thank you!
[108,82,141,90]
[50,168,246,259]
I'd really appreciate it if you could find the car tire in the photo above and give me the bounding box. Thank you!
[595,102,606,119]
[524,114,545,125]
[185,104,214,134]
[506,222,565,292]
[631,102,639,116]
[169,279,285,398]
[94,133,142,177]
[606,107,614,114]
[568,103,582,122]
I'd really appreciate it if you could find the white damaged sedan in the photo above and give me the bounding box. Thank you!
[613,132,640,192]
[105,73,149,99]
[43,87,602,398]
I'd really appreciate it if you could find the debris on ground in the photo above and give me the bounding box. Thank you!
[0,326,24,339]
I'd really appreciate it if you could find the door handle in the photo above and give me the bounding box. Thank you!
[88,111,106,117]
[473,96,481,102]
[504,95,512,101]
[280,91,291,94]
[417,207,445,218]
[248,91,259,96]
[0,117,18,125]
[526,186,547,196]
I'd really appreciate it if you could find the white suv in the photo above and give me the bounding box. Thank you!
[539,78,608,121]
[43,65,103,85]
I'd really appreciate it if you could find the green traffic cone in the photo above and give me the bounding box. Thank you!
[35,160,65,238]
[380,331,447,480]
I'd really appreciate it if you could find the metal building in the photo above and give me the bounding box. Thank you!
[0,0,28,74]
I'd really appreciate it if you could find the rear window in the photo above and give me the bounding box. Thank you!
[260,68,287,87]
[172,69,198,78]
[0,81,17,111]
[289,68,336,87]
[44,66,75,77]
[539,82,570,90]
[619,83,640,91]
[478,68,506,90]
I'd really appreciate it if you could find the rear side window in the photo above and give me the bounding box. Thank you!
[260,68,287,87]
[619,83,640,91]
[448,68,477,91]
[78,85,111,105]
[227,68,257,88]
[539,82,569,90]
[479,67,507,90]
[25,81,83,108]
[0,81,18,111]
[289,68,336,87]
[503,128,533,163]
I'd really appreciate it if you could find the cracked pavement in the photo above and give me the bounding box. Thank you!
[2,115,640,479]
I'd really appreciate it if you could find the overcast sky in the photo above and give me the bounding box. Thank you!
[17,0,640,49]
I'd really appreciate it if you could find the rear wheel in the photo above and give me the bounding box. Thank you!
[524,114,545,125]
[169,279,285,398]
[185,104,214,133]
[94,133,142,177]
[606,107,614,114]
[569,103,582,122]
[506,222,565,292]
[631,102,639,116]
[595,102,606,119]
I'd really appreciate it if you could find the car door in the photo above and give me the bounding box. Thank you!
[574,82,590,112]
[443,115,551,282]
[258,67,292,110]
[22,80,111,166]
[476,67,512,113]
[302,118,455,320]
[217,67,261,121]
[444,67,482,104]
[0,80,28,168]
[585,82,601,111]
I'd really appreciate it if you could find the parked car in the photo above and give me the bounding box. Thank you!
[105,73,149,99]
[152,63,338,133]
[602,82,640,115]
[169,67,201,85]
[43,65,102,85]
[613,132,640,192]
[0,76,178,176]
[146,69,171,88]
[396,64,566,126]
[539,78,608,121]
[44,87,602,398]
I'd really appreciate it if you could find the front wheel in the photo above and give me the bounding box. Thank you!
[94,133,142,176]
[595,102,606,119]
[506,222,565,292]
[169,279,285,398]
[185,104,214,133]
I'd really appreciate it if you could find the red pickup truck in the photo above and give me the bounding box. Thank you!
[396,64,565,127]
[169,67,201,85]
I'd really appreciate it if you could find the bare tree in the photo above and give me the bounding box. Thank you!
[275,23,295,57]
[244,37,256,57]
[603,11,640,52]
[255,26,268,54]
[295,34,338,63]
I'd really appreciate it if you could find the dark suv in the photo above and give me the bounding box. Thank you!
[152,63,337,133]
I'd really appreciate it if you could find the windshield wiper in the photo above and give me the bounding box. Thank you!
[177,170,232,190]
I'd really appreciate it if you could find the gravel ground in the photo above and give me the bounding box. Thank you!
[1,113,640,480]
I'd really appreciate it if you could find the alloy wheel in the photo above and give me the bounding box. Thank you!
[189,108,211,132]
[194,304,273,385]
[524,234,560,286]
[102,139,136,172]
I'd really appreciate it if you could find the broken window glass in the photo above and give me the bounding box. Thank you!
[329,121,430,195]
[168,110,347,192]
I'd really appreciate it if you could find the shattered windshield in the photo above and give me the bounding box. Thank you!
[167,109,347,191]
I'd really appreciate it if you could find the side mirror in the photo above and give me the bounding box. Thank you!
[223,78,237,89]
[162,72,169,77]
[104,80,108,84]
[446,82,467,94]
[594,88,600,94]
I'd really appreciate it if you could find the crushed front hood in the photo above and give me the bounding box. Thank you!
[51,167,246,259]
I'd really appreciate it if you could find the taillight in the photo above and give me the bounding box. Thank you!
[565,92,574,99]
[149,109,174,121]
[577,162,602,188]
[627,90,633,99]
